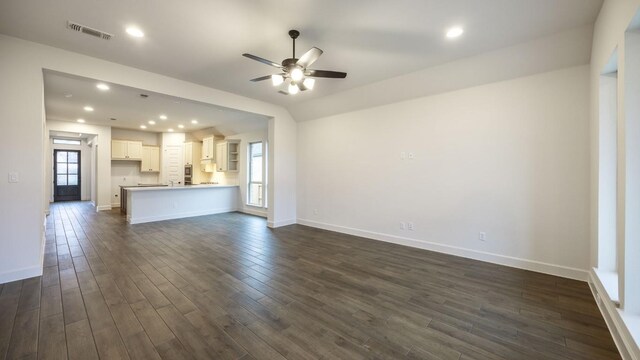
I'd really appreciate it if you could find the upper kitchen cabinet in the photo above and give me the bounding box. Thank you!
[201,136,215,161]
[216,139,240,172]
[184,141,203,165]
[112,140,142,160]
[141,146,160,172]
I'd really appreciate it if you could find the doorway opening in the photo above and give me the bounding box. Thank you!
[54,149,81,202]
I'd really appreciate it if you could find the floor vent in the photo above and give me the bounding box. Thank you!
[67,21,113,40]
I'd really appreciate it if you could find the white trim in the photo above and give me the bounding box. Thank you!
[0,266,43,284]
[240,206,267,218]
[267,218,297,228]
[96,205,112,211]
[590,269,639,360]
[127,207,237,224]
[297,218,589,281]
[111,202,121,208]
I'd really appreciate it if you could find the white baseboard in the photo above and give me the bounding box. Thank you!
[240,207,267,218]
[0,265,43,284]
[267,218,297,228]
[590,269,639,360]
[96,205,112,211]
[111,202,120,208]
[297,218,589,281]
[127,207,237,224]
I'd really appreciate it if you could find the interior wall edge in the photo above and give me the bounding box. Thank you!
[297,218,589,282]
[590,269,639,360]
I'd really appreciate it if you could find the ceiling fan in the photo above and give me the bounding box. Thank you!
[243,29,347,95]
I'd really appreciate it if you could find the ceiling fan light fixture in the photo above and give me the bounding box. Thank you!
[290,67,304,82]
[271,74,284,86]
[288,82,300,95]
[303,78,315,90]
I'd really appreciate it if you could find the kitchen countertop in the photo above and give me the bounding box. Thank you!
[126,184,239,192]
[119,184,167,188]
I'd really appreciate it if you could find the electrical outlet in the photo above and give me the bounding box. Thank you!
[313,209,319,215]
[479,232,486,241]
[408,152,415,160]
[407,222,414,231]
[8,172,18,183]
[400,222,406,230]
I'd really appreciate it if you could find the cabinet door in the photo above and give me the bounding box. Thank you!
[111,140,127,159]
[216,142,227,171]
[150,147,160,171]
[202,138,210,160]
[127,141,142,160]
[205,137,216,160]
[141,146,151,171]
[184,143,193,165]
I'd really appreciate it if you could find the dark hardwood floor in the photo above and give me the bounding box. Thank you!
[0,202,620,360]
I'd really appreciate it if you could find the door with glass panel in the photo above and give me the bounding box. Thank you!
[54,150,81,202]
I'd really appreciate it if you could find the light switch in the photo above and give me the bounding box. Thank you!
[400,152,406,160]
[8,172,18,183]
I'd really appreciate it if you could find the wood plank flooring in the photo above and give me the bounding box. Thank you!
[0,201,620,359]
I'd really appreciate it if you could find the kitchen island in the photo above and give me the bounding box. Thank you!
[125,184,239,224]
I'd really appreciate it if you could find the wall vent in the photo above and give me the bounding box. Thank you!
[66,21,113,40]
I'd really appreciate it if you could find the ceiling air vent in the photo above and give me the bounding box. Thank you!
[66,21,113,40]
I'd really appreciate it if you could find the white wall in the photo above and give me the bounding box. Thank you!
[297,65,590,280]
[225,130,269,217]
[0,33,296,283]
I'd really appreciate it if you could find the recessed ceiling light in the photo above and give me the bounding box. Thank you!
[64,94,73,98]
[446,26,464,39]
[126,26,144,38]
[191,119,198,124]
[77,119,85,123]
[140,125,147,129]
[168,128,174,132]
[148,120,156,125]
[178,124,184,129]
[83,106,94,112]
[159,114,167,120]
[96,83,110,91]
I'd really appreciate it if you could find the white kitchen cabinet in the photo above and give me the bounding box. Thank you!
[215,139,240,172]
[184,141,203,165]
[112,140,143,160]
[141,146,160,172]
[201,136,215,161]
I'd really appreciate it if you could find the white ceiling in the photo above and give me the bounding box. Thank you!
[44,71,268,136]
[0,0,602,107]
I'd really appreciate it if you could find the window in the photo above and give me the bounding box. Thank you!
[248,142,264,207]
[53,138,81,145]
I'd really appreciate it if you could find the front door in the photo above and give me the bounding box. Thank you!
[54,149,81,202]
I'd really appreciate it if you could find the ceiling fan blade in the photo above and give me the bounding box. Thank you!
[242,53,283,68]
[249,75,273,82]
[307,69,347,79]
[297,47,323,68]
[277,90,289,95]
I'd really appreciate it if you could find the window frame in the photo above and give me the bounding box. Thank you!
[247,141,266,208]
